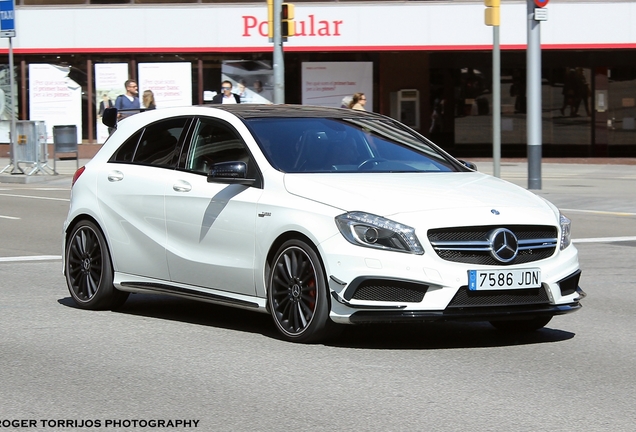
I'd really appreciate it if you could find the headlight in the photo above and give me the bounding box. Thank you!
[560,213,572,250]
[335,212,424,255]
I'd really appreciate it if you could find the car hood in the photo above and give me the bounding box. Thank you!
[284,172,559,227]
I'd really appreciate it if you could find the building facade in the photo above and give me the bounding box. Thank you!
[1,0,635,157]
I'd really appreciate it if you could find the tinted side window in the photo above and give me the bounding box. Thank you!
[185,118,250,175]
[110,130,142,163]
[133,117,189,168]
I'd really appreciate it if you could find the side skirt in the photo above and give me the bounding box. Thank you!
[113,273,268,312]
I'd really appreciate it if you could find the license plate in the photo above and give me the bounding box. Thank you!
[468,268,541,291]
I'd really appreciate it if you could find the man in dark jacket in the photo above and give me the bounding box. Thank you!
[211,80,241,104]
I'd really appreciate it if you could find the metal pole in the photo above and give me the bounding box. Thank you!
[527,0,542,190]
[493,26,501,178]
[9,36,20,174]
[272,0,284,104]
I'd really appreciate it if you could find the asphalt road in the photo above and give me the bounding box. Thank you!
[1,161,635,431]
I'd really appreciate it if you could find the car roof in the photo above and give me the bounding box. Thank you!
[203,104,386,120]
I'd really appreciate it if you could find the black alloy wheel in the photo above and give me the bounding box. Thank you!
[65,220,129,310]
[268,239,333,343]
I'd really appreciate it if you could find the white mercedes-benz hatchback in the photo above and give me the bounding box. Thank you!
[63,105,584,342]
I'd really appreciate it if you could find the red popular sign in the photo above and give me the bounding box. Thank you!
[534,0,549,7]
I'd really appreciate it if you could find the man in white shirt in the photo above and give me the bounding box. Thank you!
[211,80,241,104]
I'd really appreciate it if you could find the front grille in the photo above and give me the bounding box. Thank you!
[428,225,558,265]
[350,280,428,303]
[447,286,550,309]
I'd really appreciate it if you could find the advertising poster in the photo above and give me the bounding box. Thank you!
[29,63,82,143]
[0,64,17,143]
[218,60,274,104]
[301,62,373,111]
[138,62,192,109]
[95,63,128,143]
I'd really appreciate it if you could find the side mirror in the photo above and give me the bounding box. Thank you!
[207,161,255,186]
[102,107,118,129]
[458,160,477,171]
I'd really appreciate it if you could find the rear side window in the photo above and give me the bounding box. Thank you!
[110,130,141,163]
[110,117,190,168]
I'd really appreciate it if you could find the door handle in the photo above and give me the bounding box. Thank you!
[107,170,124,182]
[173,180,192,193]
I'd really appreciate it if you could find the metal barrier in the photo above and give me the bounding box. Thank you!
[53,125,79,174]
[0,120,54,175]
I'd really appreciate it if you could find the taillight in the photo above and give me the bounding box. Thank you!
[72,166,86,187]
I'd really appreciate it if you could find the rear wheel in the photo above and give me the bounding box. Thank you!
[268,239,333,343]
[489,316,552,332]
[65,220,129,310]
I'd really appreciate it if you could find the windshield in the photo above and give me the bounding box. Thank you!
[244,117,460,173]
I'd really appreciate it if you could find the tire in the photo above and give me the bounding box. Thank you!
[268,239,334,343]
[489,315,552,332]
[65,220,129,310]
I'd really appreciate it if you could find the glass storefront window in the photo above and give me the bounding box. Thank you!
[453,66,594,148]
[453,67,492,146]
[543,67,592,148]
[608,67,636,146]
[431,59,597,156]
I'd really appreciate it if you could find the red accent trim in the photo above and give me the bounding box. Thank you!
[0,47,272,54]
[285,45,497,52]
[284,43,636,51]
[2,43,636,55]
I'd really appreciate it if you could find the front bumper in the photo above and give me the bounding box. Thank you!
[329,270,585,325]
[320,226,583,325]
[345,296,583,324]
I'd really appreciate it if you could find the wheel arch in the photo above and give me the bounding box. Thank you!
[264,231,330,306]
[64,214,114,275]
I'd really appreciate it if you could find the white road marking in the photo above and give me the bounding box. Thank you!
[0,214,20,220]
[0,255,62,262]
[573,236,636,244]
[561,208,636,217]
[0,193,69,202]
[28,188,70,191]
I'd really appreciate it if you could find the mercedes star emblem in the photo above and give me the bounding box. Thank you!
[489,228,519,263]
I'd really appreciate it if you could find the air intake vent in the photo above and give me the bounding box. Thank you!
[350,280,428,303]
[447,286,550,308]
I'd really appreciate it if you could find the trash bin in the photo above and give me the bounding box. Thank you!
[53,125,79,174]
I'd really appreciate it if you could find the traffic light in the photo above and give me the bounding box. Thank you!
[484,0,500,26]
[281,3,295,37]
[267,0,274,38]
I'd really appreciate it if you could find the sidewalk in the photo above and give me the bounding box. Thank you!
[0,158,89,183]
[0,142,101,184]
[472,157,636,166]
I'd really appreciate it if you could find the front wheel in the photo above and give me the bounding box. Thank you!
[268,239,334,343]
[489,315,552,332]
[65,220,129,310]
